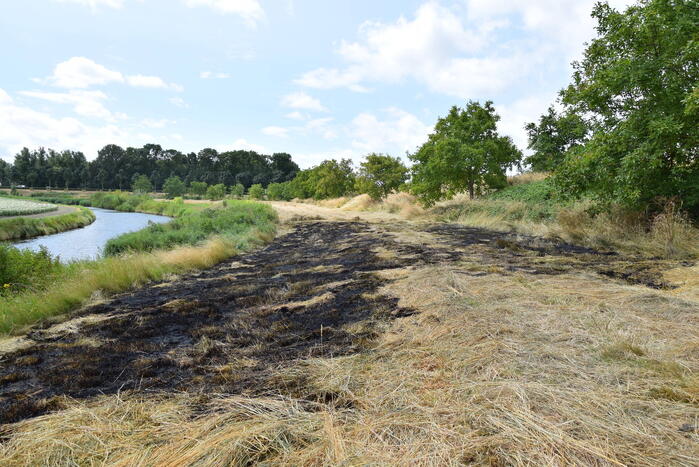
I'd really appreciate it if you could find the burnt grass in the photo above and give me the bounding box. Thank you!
[0,220,689,424]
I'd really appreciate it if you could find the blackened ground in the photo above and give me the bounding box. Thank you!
[0,220,689,424]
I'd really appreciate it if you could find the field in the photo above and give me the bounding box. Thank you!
[0,201,696,465]
[0,197,57,217]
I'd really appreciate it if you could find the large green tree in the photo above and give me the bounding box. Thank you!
[525,107,588,172]
[410,101,521,205]
[355,153,409,200]
[556,0,699,214]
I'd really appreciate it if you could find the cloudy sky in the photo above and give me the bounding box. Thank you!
[0,0,632,167]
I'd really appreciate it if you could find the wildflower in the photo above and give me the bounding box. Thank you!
[3,283,10,288]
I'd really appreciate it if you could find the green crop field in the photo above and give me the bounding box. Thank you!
[0,198,58,217]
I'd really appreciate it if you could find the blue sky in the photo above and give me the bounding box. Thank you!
[0,0,632,167]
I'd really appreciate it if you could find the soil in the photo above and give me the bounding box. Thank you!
[0,219,689,424]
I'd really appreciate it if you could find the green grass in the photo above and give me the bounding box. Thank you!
[0,206,95,241]
[104,200,276,255]
[0,200,277,335]
[433,180,564,224]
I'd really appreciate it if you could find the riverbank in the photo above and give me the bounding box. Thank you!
[0,198,277,334]
[0,206,95,241]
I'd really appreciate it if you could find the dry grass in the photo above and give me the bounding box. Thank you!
[507,171,551,185]
[434,198,699,259]
[295,192,425,220]
[3,260,697,465]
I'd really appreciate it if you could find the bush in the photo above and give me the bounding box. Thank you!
[248,184,264,200]
[0,245,62,295]
[189,181,208,196]
[229,183,245,198]
[206,183,226,201]
[132,175,153,194]
[163,176,186,199]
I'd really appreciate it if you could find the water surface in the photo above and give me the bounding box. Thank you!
[14,208,170,262]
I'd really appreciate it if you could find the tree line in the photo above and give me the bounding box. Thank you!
[0,145,300,192]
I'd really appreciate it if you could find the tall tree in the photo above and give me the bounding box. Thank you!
[355,153,409,200]
[525,107,588,172]
[557,0,699,214]
[410,101,522,205]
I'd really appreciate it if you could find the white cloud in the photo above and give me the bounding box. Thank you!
[292,148,358,169]
[285,111,306,120]
[496,94,558,152]
[0,89,13,105]
[43,57,182,92]
[127,75,183,91]
[183,0,265,27]
[281,92,327,112]
[265,117,337,141]
[141,118,176,129]
[169,97,189,108]
[296,1,634,98]
[53,0,125,9]
[261,126,289,138]
[200,71,231,79]
[217,138,267,153]
[296,3,506,97]
[295,68,368,93]
[47,57,124,89]
[350,107,430,156]
[465,0,634,62]
[19,89,115,121]
[0,87,145,160]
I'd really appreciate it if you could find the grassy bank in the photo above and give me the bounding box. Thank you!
[0,199,277,334]
[294,177,699,260]
[0,206,95,241]
[431,178,699,259]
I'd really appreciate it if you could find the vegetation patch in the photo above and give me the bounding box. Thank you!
[0,198,57,217]
[0,206,95,241]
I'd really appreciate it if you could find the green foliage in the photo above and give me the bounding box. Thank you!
[266,182,291,200]
[556,0,699,216]
[104,201,277,255]
[355,153,409,200]
[229,183,245,198]
[162,176,186,199]
[525,107,588,171]
[410,101,522,206]
[248,183,265,200]
[131,174,153,194]
[0,245,62,295]
[189,181,208,196]
[7,144,300,192]
[206,183,226,201]
[286,159,355,200]
[0,206,95,241]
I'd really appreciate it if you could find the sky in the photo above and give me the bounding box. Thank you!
[0,0,633,168]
